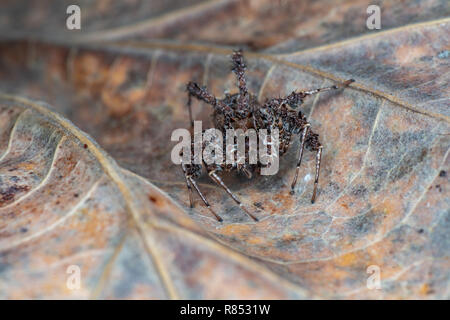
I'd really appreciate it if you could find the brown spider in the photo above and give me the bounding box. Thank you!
[181,50,354,222]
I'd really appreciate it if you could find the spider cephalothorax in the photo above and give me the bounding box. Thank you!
[181,50,353,222]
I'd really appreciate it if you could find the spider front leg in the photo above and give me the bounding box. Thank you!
[186,92,194,131]
[283,79,355,108]
[231,49,250,113]
[302,79,355,97]
[208,170,259,221]
[186,81,234,130]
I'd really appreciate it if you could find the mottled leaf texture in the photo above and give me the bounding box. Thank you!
[0,0,449,299]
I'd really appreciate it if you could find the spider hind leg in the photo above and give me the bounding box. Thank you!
[289,127,323,204]
[208,170,258,221]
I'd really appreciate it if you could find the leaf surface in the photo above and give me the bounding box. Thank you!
[0,0,449,299]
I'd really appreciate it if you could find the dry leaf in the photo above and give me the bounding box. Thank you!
[0,0,449,299]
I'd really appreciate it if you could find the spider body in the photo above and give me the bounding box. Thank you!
[181,50,353,222]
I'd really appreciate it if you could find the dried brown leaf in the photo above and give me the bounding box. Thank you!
[0,0,449,299]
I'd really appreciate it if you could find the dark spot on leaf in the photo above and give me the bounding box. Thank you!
[419,55,433,62]
[253,201,264,209]
[351,184,367,197]
[345,210,383,238]
[148,194,164,207]
[437,50,449,59]
[389,148,427,182]
[0,185,30,204]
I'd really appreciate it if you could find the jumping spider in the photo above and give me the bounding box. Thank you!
[181,50,353,222]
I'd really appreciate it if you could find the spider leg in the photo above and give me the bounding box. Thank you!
[181,163,194,208]
[186,91,194,131]
[304,79,354,96]
[231,49,249,112]
[290,123,310,194]
[303,84,339,96]
[188,175,223,222]
[187,81,234,119]
[208,170,258,221]
[311,146,323,204]
[281,79,355,108]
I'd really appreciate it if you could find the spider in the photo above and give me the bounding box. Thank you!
[181,50,354,222]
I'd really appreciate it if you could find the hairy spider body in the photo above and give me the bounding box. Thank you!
[181,50,353,222]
